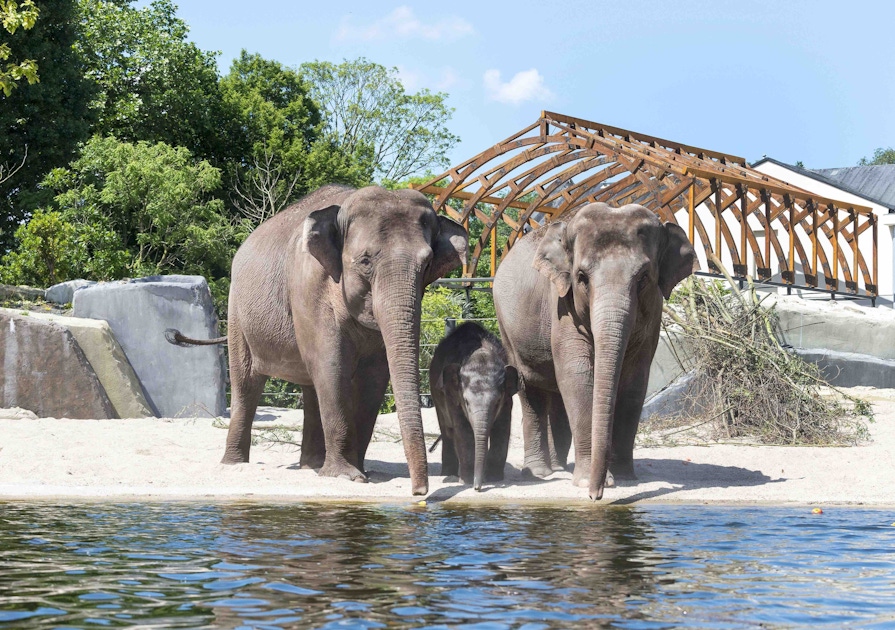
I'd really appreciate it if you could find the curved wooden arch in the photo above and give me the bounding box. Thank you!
[414,111,879,298]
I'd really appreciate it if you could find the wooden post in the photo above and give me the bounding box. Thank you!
[462,216,469,277]
[490,223,497,286]
[688,182,695,245]
[831,204,838,289]
[850,208,858,294]
[786,195,795,284]
[810,200,818,286]
[872,214,878,297]
[738,184,747,277]
[763,190,771,278]
[713,179,721,271]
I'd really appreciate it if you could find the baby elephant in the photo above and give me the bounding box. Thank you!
[429,322,518,491]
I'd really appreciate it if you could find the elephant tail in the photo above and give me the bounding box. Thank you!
[428,434,442,453]
[165,328,227,347]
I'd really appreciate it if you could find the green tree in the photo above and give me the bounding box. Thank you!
[0,0,39,96]
[300,58,459,183]
[0,0,94,251]
[76,0,238,163]
[859,147,895,165]
[221,51,370,224]
[1,136,243,297]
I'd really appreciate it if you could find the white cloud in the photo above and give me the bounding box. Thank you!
[483,68,554,105]
[336,6,474,42]
[396,66,460,93]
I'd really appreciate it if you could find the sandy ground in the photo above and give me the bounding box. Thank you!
[1,387,894,506]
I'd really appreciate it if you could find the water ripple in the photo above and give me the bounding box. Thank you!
[0,503,894,627]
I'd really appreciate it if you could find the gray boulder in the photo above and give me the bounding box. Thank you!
[45,279,96,305]
[73,275,226,418]
[0,310,116,418]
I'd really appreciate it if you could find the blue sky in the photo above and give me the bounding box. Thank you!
[165,0,894,171]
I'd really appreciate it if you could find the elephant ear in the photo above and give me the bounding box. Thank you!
[303,205,342,283]
[433,363,460,394]
[533,221,572,297]
[504,365,519,397]
[425,215,468,285]
[658,222,696,300]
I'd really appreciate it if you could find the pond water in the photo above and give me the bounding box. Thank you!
[0,502,893,628]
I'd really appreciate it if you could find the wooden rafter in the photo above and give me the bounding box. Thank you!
[413,111,879,298]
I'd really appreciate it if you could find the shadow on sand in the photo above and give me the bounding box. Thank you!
[608,458,783,504]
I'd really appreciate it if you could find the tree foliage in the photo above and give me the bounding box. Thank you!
[859,147,895,166]
[300,58,459,183]
[75,0,238,163]
[1,136,243,293]
[221,51,370,224]
[0,0,94,250]
[0,0,40,95]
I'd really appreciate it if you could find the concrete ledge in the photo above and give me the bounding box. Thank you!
[4,308,155,418]
[795,348,895,390]
[0,310,116,419]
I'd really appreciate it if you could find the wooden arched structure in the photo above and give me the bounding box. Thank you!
[414,111,878,299]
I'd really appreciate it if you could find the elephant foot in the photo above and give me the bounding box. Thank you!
[299,455,325,470]
[221,450,250,465]
[318,459,367,483]
[521,458,554,479]
[610,461,637,481]
[444,475,460,483]
[485,468,505,482]
[572,469,614,488]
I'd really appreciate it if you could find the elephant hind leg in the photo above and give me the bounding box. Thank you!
[299,385,325,470]
[223,320,268,464]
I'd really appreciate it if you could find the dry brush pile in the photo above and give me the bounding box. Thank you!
[649,260,873,447]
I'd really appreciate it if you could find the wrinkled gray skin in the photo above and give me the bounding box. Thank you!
[225,185,467,496]
[429,322,518,491]
[493,203,694,500]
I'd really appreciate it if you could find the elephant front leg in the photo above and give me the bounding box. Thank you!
[554,337,596,489]
[611,357,651,481]
[485,403,511,482]
[547,393,572,472]
[299,385,325,470]
[352,352,390,475]
[313,355,367,483]
[518,384,554,479]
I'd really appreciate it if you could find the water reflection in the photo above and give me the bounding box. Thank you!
[0,503,893,628]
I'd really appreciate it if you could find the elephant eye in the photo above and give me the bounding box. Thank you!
[637,271,650,291]
[577,270,588,286]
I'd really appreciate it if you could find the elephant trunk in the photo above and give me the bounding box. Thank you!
[589,291,635,501]
[377,262,429,496]
[471,414,490,491]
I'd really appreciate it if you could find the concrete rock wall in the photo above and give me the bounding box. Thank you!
[73,276,226,418]
[0,310,116,418]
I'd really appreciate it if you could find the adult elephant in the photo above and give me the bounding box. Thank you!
[175,185,466,496]
[493,202,694,500]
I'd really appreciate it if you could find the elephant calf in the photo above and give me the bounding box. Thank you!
[429,322,518,491]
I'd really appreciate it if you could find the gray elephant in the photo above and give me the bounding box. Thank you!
[493,202,694,500]
[429,322,518,491]
[169,185,467,496]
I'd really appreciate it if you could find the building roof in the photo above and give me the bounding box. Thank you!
[752,157,895,211]
[813,165,895,210]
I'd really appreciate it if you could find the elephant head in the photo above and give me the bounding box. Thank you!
[533,203,694,500]
[304,186,467,495]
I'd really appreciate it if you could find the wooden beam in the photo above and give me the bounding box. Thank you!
[684,167,874,214]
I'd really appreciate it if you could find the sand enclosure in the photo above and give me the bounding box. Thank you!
[1,387,893,506]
